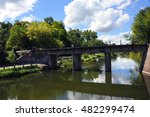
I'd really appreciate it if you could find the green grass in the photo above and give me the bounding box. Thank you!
[58,54,104,69]
[81,54,104,63]
[0,66,41,78]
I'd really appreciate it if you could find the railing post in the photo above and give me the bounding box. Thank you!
[73,54,81,71]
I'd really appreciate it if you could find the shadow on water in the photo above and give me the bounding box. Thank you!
[0,57,149,100]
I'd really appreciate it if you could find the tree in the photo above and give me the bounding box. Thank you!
[6,49,16,68]
[82,30,104,47]
[27,22,63,48]
[0,22,12,50]
[44,17,54,25]
[51,21,69,47]
[6,21,31,50]
[67,29,84,47]
[82,30,97,41]
[67,29,105,47]
[131,7,150,44]
[83,39,105,47]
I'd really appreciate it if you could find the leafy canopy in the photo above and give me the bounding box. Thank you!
[6,21,30,50]
[131,7,150,44]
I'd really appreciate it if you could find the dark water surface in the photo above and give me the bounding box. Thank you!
[0,57,149,100]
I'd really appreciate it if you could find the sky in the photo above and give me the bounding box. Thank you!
[0,0,150,44]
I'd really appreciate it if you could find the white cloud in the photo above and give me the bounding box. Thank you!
[64,0,100,27]
[21,15,36,22]
[117,0,131,9]
[100,0,132,9]
[89,8,129,32]
[98,32,131,45]
[64,0,135,32]
[0,0,37,22]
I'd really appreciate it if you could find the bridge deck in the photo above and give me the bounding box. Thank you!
[34,44,148,55]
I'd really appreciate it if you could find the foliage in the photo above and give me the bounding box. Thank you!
[131,7,150,44]
[0,22,12,50]
[83,39,104,47]
[130,70,143,85]
[81,54,103,62]
[27,22,55,48]
[67,29,84,47]
[0,16,105,51]
[82,30,97,41]
[6,49,16,63]
[6,21,31,50]
[67,29,104,47]
[51,21,69,46]
[129,52,141,64]
[27,21,67,48]
[44,17,54,25]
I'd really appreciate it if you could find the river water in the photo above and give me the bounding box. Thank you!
[0,56,149,100]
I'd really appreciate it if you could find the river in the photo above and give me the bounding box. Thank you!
[0,56,149,100]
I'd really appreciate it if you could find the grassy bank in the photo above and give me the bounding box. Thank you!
[81,54,104,63]
[0,65,41,78]
[58,54,104,69]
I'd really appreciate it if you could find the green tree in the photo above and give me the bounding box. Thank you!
[51,21,69,47]
[67,29,105,47]
[131,7,150,44]
[0,22,12,65]
[83,39,105,47]
[6,21,31,50]
[6,49,16,68]
[0,22,12,50]
[82,30,104,47]
[67,29,84,47]
[82,30,97,41]
[27,22,63,48]
[44,17,54,25]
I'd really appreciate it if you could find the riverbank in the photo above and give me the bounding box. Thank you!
[58,54,104,70]
[0,65,41,78]
[0,54,105,78]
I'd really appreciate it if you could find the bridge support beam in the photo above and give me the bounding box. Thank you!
[105,72,112,85]
[73,54,81,71]
[105,52,111,72]
[48,55,57,69]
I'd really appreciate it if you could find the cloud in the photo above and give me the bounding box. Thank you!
[0,0,37,22]
[90,8,129,32]
[100,0,132,9]
[64,0,135,32]
[21,15,36,22]
[98,32,131,45]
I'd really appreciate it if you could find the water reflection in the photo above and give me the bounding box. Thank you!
[0,57,149,100]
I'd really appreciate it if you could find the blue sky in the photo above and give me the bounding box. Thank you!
[0,0,150,44]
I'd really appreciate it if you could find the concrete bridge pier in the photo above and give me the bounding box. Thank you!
[48,55,57,69]
[105,52,111,72]
[73,54,81,71]
[105,72,112,85]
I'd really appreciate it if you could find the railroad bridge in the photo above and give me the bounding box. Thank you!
[17,44,149,72]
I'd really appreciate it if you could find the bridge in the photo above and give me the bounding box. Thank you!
[17,44,149,72]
